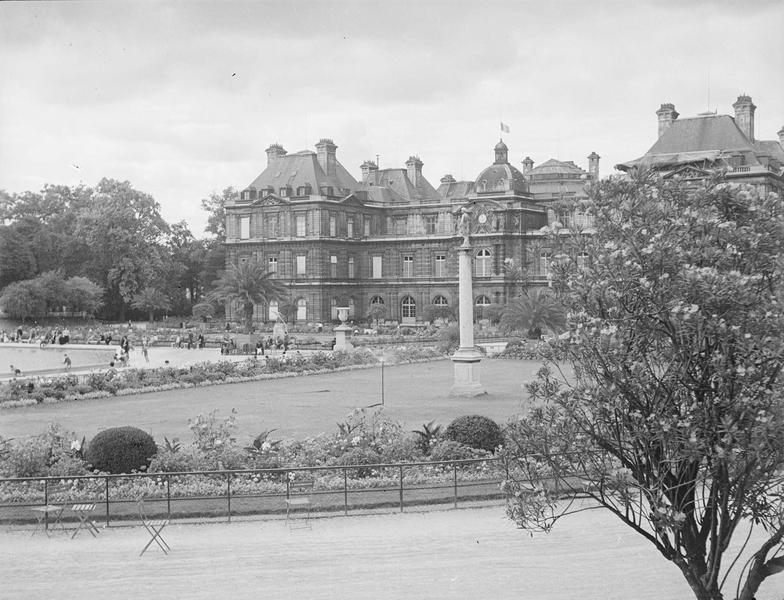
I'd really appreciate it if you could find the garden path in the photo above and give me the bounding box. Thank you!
[0,358,542,442]
[3,504,758,600]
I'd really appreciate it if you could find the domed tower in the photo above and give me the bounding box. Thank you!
[473,140,528,195]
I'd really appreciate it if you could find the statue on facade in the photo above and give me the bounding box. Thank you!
[457,206,472,246]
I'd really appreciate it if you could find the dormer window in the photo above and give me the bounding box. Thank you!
[320,186,334,196]
[296,184,312,197]
[279,187,290,197]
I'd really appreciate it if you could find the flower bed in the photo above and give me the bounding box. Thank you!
[0,346,446,409]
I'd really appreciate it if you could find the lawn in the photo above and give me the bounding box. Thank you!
[0,358,542,443]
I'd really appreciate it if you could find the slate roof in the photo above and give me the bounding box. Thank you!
[527,159,588,178]
[617,114,783,171]
[358,168,443,205]
[437,178,475,201]
[474,163,528,194]
[246,150,358,196]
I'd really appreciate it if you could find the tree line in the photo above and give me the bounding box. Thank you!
[0,179,233,322]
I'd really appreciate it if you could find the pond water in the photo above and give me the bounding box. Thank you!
[0,343,115,377]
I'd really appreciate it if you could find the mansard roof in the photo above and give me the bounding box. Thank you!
[527,159,588,179]
[358,168,442,205]
[617,114,783,171]
[246,150,358,196]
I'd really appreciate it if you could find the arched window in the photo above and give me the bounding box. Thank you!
[433,295,448,305]
[268,300,279,322]
[401,295,416,323]
[296,298,307,322]
[475,295,491,319]
[370,295,385,306]
[475,248,492,277]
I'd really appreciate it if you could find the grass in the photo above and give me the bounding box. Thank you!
[0,358,542,443]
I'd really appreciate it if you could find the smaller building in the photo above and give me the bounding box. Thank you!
[617,95,784,197]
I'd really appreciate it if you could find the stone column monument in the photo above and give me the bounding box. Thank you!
[450,206,486,396]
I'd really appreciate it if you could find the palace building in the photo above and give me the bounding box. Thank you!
[617,95,784,197]
[223,138,600,326]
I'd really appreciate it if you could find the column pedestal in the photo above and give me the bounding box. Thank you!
[333,325,353,352]
[450,240,485,397]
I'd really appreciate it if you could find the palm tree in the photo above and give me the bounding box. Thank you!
[131,286,171,323]
[207,259,287,332]
[499,289,565,337]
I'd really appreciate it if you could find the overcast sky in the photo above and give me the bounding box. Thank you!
[1,0,782,236]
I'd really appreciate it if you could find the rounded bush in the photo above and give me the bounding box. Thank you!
[428,439,476,462]
[86,426,157,474]
[332,447,381,478]
[445,415,503,453]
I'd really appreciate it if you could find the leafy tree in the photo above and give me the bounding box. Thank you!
[207,258,287,332]
[63,276,104,316]
[131,286,172,323]
[422,303,456,323]
[367,303,387,325]
[201,187,235,240]
[0,280,46,320]
[0,226,36,288]
[502,174,784,600]
[499,289,565,337]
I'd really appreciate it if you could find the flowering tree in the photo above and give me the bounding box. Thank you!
[502,173,784,600]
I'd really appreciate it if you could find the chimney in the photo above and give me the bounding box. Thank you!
[733,95,756,142]
[587,152,600,181]
[777,126,784,147]
[406,156,423,186]
[265,143,287,166]
[521,156,534,175]
[361,160,379,185]
[656,103,679,138]
[316,138,337,176]
[440,174,456,184]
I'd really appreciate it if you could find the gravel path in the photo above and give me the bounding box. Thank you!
[0,504,721,600]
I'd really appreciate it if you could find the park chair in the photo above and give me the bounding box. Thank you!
[137,499,170,557]
[285,479,314,529]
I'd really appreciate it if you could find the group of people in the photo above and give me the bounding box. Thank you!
[1,326,70,345]
[173,330,205,350]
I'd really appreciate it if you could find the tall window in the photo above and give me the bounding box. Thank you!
[268,300,279,321]
[424,215,437,235]
[296,215,306,237]
[401,296,416,321]
[348,257,355,279]
[476,295,491,319]
[433,295,448,306]
[296,255,307,276]
[330,255,337,278]
[347,218,354,238]
[268,256,278,275]
[540,251,551,278]
[364,217,371,237]
[240,216,250,239]
[372,256,382,279]
[329,215,336,237]
[296,298,307,321]
[475,249,492,277]
[402,255,414,278]
[435,254,446,278]
[370,295,385,306]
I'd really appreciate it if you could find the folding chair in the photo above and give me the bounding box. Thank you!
[285,479,314,529]
[70,504,99,539]
[138,499,170,556]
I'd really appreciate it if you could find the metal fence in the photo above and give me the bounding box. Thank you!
[1,457,511,527]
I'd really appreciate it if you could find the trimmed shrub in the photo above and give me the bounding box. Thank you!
[428,439,476,463]
[86,426,157,474]
[445,415,503,453]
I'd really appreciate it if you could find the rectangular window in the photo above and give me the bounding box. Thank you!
[402,255,414,278]
[347,218,354,238]
[296,215,306,237]
[395,218,406,235]
[364,218,371,237]
[268,256,278,275]
[329,215,336,237]
[296,255,306,276]
[372,256,382,279]
[435,254,446,277]
[348,257,355,278]
[330,255,337,278]
[240,216,250,240]
[425,215,437,235]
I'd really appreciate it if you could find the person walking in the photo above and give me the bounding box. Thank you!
[63,354,72,371]
[141,339,150,363]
